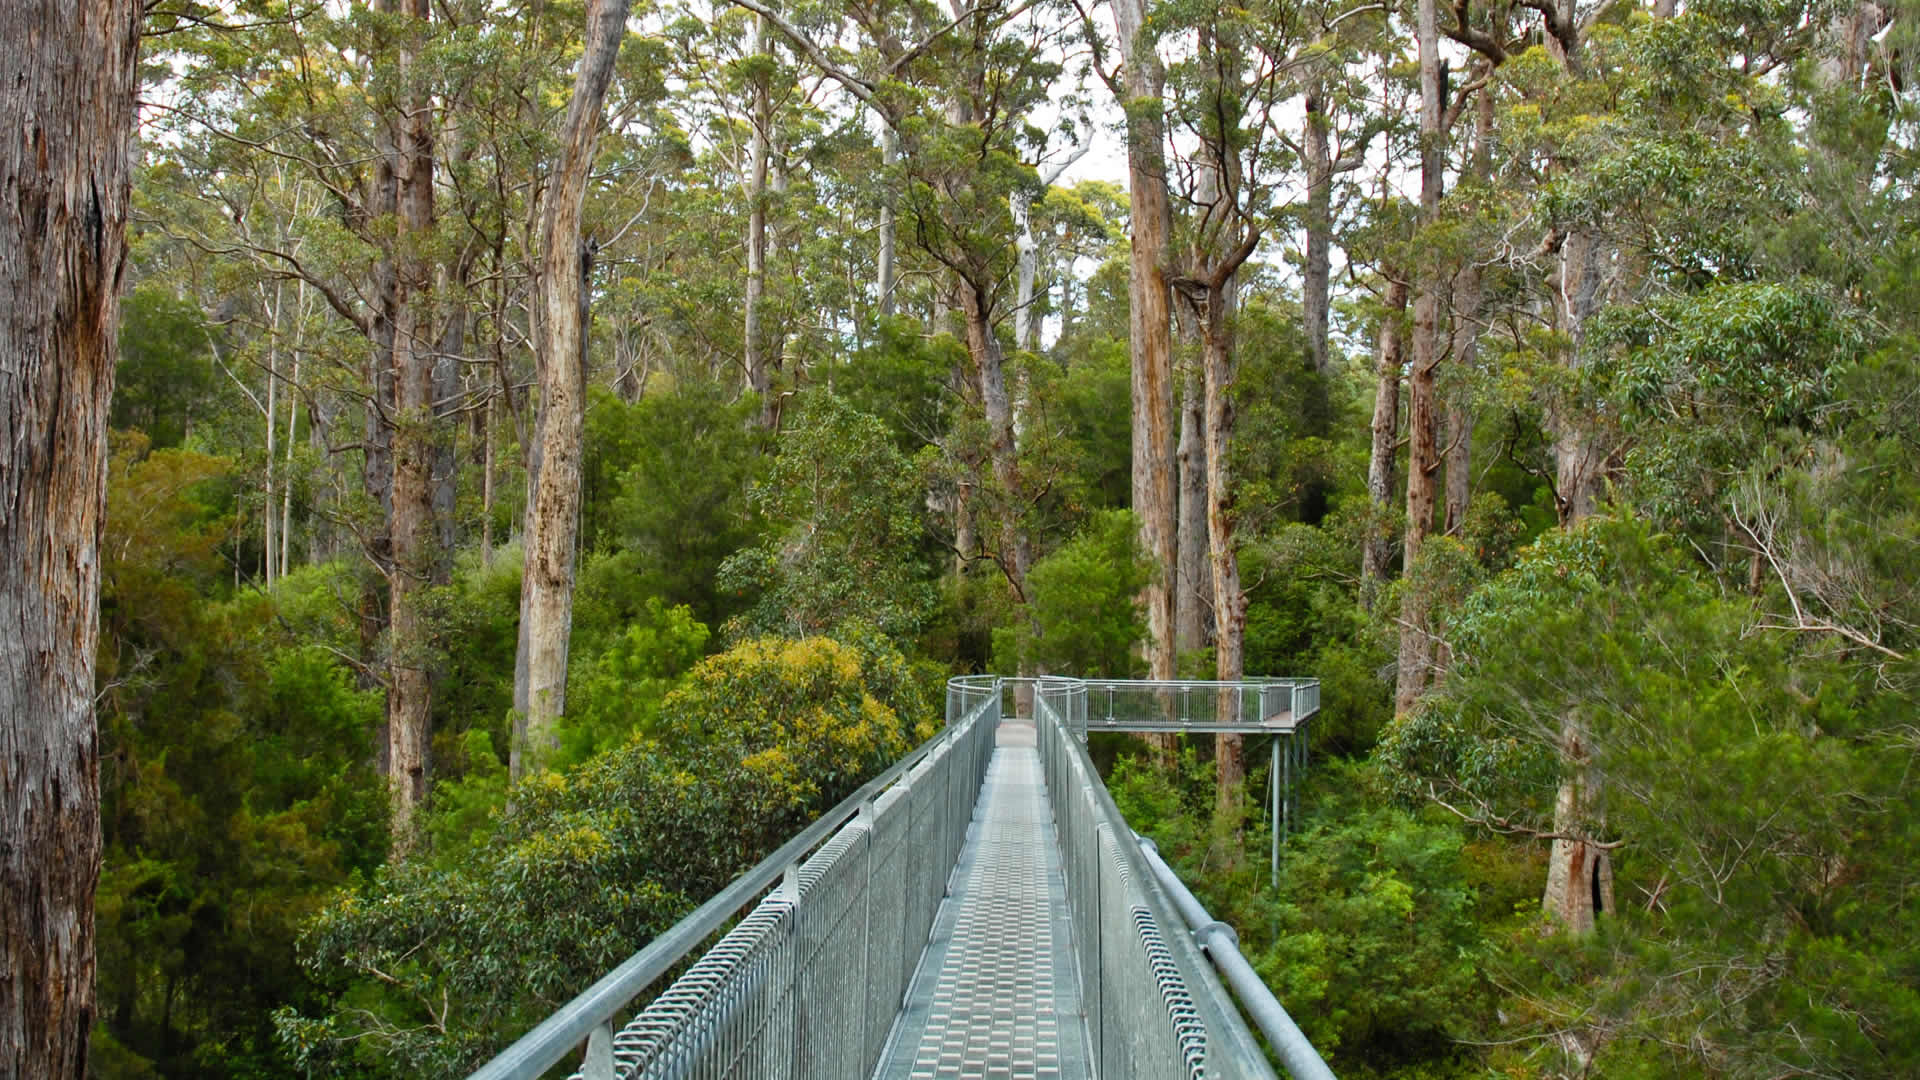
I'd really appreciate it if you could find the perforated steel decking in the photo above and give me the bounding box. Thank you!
[873,721,1094,1080]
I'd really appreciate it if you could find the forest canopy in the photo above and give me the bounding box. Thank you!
[61,0,1920,1073]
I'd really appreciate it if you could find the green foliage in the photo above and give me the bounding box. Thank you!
[720,393,935,642]
[563,598,711,763]
[96,441,385,1079]
[598,384,767,629]
[281,631,933,1076]
[992,509,1150,676]
[834,316,965,452]
[1383,514,1920,1076]
[427,547,524,778]
[1589,279,1869,530]
[1110,755,1490,1077]
[114,285,223,450]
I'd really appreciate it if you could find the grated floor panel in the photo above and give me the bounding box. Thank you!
[873,722,1093,1080]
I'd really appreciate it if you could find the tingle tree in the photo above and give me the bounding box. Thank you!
[1,0,141,1072]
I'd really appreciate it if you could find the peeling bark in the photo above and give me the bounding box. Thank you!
[1,0,139,1069]
[384,0,439,850]
[1175,366,1211,656]
[515,0,632,779]
[1395,0,1445,715]
[1113,0,1178,687]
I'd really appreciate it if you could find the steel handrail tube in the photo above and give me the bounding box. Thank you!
[467,696,994,1080]
[1031,677,1282,1080]
[1136,836,1338,1080]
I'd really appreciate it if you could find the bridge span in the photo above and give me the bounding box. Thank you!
[469,676,1333,1080]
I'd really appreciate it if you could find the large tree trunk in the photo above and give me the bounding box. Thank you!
[1301,84,1335,374]
[1445,93,1492,537]
[1395,0,1445,716]
[1012,187,1040,352]
[877,124,898,317]
[1549,229,1611,524]
[959,280,1030,593]
[1200,284,1247,819]
[1175,365,1210,656]
[361,94,400,699]
[1361,276,1407,607]
[386,0,438,848]
[431,302,466,581]
[1,0,138,1071]
[1541,720,1614,931]
[1113,0,1178,686]
[515,0,631,780]
[743,14,773,424]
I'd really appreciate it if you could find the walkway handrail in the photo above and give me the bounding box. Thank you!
[468,680,999,1080]
[1032,677,1284,1080]
[1072,677,1322,734]
[1136,836,1338,1080]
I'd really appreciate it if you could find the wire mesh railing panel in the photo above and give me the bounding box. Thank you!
[1033,681,1281,1080]
[902,755,944,987]
[592,900,797,1080]
[862,782,911,1069]
[500,691,998,1080]
[1129,903,1208,1079]
[1094,823,1199,1080]
[1072,678,1321,733]
[792,825,871,1080]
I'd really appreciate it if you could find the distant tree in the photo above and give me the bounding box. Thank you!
[994,509,1151,677]
[719,394,935,641]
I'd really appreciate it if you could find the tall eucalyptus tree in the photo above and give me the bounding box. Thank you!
[1,0,140,1070]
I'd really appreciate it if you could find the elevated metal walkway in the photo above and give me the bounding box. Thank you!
[469,676,1332,1080]
[875,719,1091,1079]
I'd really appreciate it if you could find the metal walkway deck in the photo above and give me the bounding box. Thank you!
[874,720,1093,1080]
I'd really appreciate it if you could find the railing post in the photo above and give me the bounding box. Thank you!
[1282,731,1291,847]
[781,862,802,1079]
[581,1022,615,1080]
[1269,737,1281,890]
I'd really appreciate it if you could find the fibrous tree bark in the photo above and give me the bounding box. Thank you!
[1393,0,1449,715]
[1540,720,1615,932]
[1112,0,1179,689]
[1,0,139,1070]
[1188,241,1257,817]
[1172,63,1261,812]
[1175,365,1210,656]
[743,13,775,424]
[384,0,440,848]
[1444,91,1492,538]
[514,0,633,780]
[1361,275,1406,607]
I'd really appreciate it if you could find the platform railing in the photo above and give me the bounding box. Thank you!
[467,685,998,1080]
[1033,677,1283,1080]
[1073,677,1321,734]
